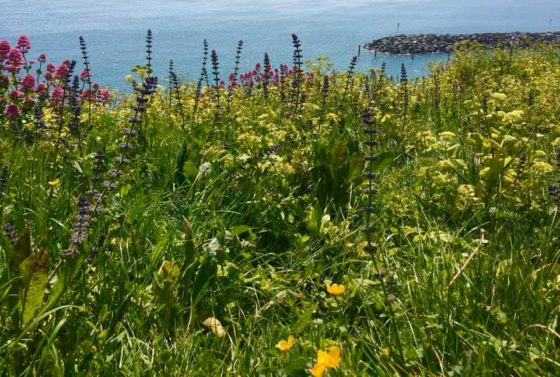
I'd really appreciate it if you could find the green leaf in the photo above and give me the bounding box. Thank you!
[47,254,85,309]
[73,160,84,174]
[293,303,317,335]
[175,142,187,186]
[180,217,198,302]
[349,152,365,181]
[305,205,322,235]
[284,355,309,377]
[20,249,49,327]
[191,256,217,305]
[182,216,195,264]
[9,225,32,280]
[230,225,251,237]
[154,261,181,307]
[329,139,349,172]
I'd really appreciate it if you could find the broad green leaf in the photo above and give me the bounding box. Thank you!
[329,139,349,172]
[191,256,217,305]
[230,225,250,237]
[349,152,365,181]
[20,249,48,327]
[47,254,85,309]
[9,225,31,280]
[305,205,322,235]
[284,356,308,377]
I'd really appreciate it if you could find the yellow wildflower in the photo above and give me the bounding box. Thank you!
[326,283,345,296]
[309,346,342,376]
[317,346,341,368]
[309,363,326,377]
[48,178,60,187]
[276,336,295,352]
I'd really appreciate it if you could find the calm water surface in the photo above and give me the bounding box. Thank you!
[1,0,559,90]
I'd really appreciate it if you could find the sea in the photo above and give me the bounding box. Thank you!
[1,0,559,91]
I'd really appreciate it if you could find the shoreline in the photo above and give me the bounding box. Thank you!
[363,31,560,55]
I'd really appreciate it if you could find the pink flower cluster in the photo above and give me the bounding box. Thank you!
[1,35,110,123]
[230,62,314,93]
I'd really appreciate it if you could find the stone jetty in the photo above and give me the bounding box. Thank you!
[364,32,560,55]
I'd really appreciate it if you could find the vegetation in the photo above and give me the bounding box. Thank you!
[1,32,559,376]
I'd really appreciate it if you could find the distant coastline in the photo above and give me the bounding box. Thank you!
[364,31,560,55]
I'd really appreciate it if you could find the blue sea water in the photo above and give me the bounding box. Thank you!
[1,0,559,90]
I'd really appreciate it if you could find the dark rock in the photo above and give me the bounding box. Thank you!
[363,31,560,55]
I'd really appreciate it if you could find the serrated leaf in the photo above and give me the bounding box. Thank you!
[20,249,48,327]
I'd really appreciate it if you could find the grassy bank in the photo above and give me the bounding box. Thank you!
[0,35,559,376]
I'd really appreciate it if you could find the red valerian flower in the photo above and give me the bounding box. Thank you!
[9,89,24,101]
[16,35,31,54]
[3,104,20,120]
[0,40,11,60]
[50,86,64,104]
[21,73,36,90]
[54,60,71,79]
[7,48,24,65]
[98,88,110,102]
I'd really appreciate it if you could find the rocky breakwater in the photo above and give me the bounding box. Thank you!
[364,32,560,54]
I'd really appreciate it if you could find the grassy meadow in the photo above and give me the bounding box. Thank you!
[0,33,560,376]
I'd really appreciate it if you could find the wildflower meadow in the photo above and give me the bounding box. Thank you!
[0,32,559,376]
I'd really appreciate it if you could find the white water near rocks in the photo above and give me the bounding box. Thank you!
[1,0,558,90]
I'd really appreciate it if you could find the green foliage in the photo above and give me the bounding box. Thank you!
[313,137,364,209]
[19,249,49,327]
[1,44,560,376]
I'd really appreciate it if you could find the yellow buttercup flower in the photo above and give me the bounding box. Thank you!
[317,346,341,368]
[326,283,345,296]
[309,346,341,376]
[309,363,326,377]
[48,178,60,187]
[276,335,295,352]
